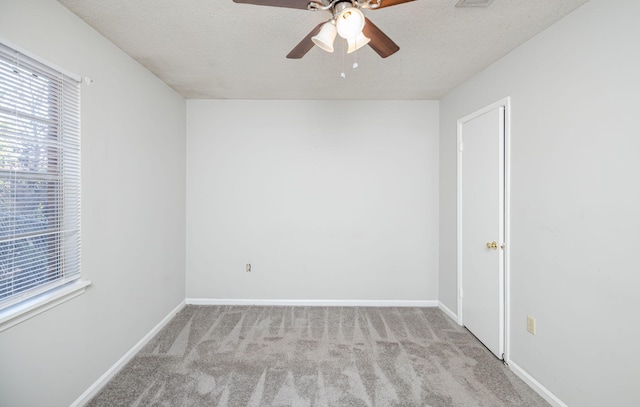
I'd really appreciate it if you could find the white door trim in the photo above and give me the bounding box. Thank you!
[456,97,511,361]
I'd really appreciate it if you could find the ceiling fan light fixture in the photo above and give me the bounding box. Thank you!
[347,32,370,54]
[336,7,366,39]
[312,21,337,53]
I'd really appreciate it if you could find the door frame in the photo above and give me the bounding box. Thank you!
[456,97,511,361]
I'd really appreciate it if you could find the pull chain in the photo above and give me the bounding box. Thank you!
[340,43,347,79]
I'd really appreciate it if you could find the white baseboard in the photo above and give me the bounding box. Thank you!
[186,298,439,307]
[70,299,186,407]
[508,360,568,407]
[438,301,458,322]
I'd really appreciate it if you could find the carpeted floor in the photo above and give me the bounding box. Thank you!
[88,306,550,407]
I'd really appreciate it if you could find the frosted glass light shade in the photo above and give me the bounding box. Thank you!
[347,32,370,53]
[336,7,365,39]
[312,21,337,53]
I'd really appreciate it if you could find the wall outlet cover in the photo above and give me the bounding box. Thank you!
[527,315,536,335]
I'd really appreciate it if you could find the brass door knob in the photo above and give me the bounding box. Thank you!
[486,241,498,250]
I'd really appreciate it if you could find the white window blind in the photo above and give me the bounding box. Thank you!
[0,42,81,309]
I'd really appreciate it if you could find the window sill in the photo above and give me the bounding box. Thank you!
[0,280,91,332]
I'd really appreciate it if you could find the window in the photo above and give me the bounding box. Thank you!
[0,42,83,323]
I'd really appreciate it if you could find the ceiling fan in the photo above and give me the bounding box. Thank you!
[232,0,415,59]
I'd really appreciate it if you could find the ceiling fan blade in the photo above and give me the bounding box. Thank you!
[233,0,315,10]
[363,18,399,58]
[286,22,324,59]
[372,0,415,9]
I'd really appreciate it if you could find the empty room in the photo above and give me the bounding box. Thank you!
[0,0,638,406]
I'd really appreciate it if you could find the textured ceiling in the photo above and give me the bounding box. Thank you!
[57,0,588,100]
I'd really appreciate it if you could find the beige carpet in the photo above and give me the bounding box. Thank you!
[88,305,549,406]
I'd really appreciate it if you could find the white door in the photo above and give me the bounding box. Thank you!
[459,105,505,359]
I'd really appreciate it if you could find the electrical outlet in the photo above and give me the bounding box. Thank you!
[246,264,251,272]
[527,315,536,335]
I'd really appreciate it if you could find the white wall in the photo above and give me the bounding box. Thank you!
[439,0,640,405]
[0,1,186,406]
[187,100,439,302]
